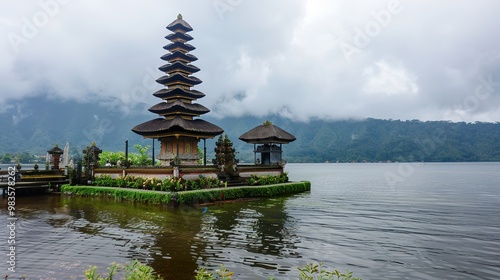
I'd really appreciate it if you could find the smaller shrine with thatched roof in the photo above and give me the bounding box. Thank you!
[239,120,296,166]
[47,144,64,170]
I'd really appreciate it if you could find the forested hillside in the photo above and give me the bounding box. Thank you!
[282,119,499,162]
[216,117,499,163]
[1,98,499,163]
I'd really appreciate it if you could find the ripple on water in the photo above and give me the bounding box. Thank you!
[1,163,499,279]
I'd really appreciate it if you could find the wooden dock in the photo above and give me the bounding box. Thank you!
[1,180,68,197]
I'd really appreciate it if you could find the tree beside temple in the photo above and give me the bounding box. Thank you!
[82,142,102,177]
[213,134,238,177]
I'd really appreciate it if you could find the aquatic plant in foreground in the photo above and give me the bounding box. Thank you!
[196,262,362,279]
[85,260,162,280]
[82,261,361,280]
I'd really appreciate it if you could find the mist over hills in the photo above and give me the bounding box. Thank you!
[1,97,499,162]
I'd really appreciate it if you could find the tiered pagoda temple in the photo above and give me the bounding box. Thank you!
[132,14,223,166]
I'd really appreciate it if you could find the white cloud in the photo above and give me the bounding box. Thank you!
[363,60,418,96]
[0,0,499,122]
[11,102,32,126]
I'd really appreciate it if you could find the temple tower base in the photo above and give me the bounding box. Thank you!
[158,136,200,166]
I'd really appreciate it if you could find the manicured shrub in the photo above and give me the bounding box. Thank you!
[92,174,223,192]
[246,172,289,186]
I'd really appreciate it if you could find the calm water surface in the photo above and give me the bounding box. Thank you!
[1,163,499,279]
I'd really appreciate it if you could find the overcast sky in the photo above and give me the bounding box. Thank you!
[1,0,500,123]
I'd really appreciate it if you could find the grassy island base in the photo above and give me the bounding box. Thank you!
[60,181,311,205]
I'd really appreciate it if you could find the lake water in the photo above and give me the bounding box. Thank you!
[0,164,38,170]
[1,163,499,279]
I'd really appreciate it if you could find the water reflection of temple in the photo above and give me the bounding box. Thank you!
[4,190,300,279]
[192,198,300,276]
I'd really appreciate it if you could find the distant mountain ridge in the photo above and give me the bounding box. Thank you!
[1,97,499,162]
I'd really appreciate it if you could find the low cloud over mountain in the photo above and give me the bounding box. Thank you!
[1,1,500,124]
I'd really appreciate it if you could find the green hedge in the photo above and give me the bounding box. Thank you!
[176,181,311,204]
[61,185,171,204]
[61,181,311,205]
